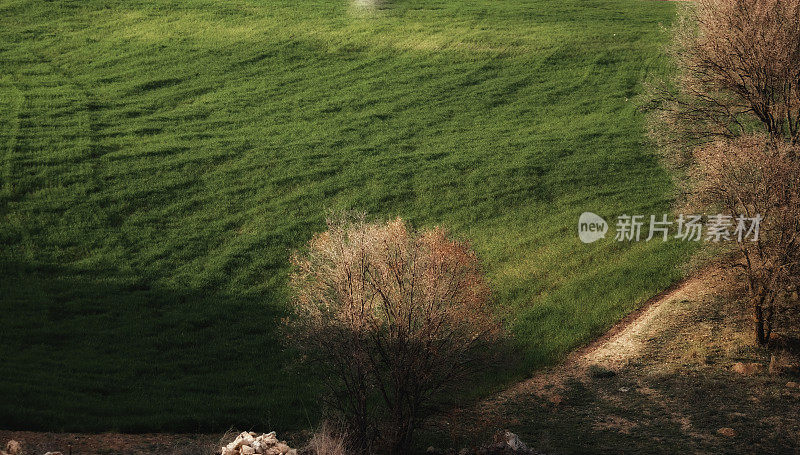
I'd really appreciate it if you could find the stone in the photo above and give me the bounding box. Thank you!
[731,362,763,375]
[787,381,799,388]
[256,433,278,447]
[4,441,20,455]
[220,431,295,455]
[260,434,277,444]
[717,427,737,437]
[503,430,529,451]
[229,432,255,451]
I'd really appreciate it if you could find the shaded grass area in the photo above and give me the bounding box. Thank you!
[0,0,692,432]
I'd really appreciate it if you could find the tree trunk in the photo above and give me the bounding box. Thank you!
[754,299,769,345]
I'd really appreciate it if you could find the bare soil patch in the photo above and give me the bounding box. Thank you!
[0,431,222,455]
[432,266,800,453]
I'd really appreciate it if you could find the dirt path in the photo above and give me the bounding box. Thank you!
[436,265,800,454]
[484,267,724,410]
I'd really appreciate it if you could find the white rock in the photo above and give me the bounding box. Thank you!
[504,430,529,451]
[241,445,256,455]
[256,433,278,446]
[229,432,255,450]
[5,440,21,455]
[251,440,265,454]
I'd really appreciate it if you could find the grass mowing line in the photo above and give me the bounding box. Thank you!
[34,47,113,204]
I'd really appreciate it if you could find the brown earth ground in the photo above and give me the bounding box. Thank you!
[0,431,222,455]
[430,266,800,454]
[3,266,800,454]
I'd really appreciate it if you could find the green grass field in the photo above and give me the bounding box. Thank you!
[0,0,692,434]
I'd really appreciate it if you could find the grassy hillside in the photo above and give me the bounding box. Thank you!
[0,0,691,432]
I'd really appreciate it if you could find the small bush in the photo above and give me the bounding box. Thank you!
[287,214,500,454]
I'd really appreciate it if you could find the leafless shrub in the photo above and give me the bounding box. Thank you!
[286,214,500,454]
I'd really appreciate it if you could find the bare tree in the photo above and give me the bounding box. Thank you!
[648,0,800,345]
[690,136,800,344]
[286,214,499,454]
[649,0,800,161]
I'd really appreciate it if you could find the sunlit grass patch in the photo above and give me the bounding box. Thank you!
[0,0,690,433]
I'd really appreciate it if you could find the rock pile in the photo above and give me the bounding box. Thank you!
[219,431,296,455]
[1,440,21,455]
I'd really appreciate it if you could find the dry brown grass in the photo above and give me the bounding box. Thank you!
[302,423,348,455]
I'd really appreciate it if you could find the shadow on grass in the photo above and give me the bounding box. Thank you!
[0,259,525,443]
[0,260,320,434]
